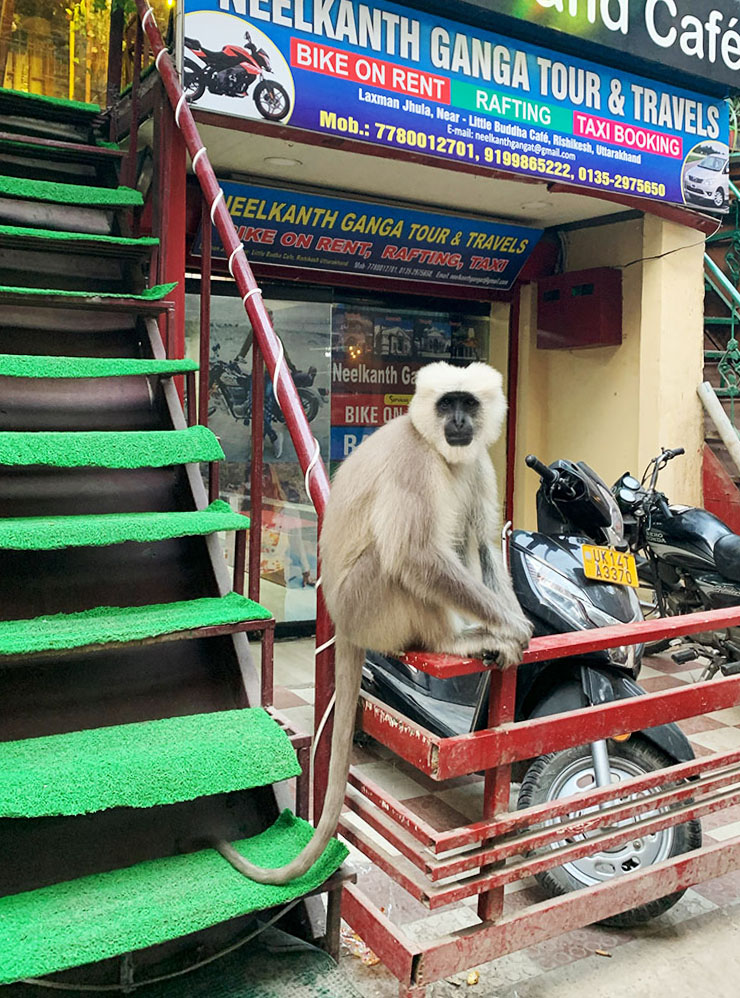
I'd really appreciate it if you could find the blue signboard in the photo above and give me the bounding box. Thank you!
[193,181,543,291]
[182,0,729,212]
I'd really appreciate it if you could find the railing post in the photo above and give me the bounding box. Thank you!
[152,83,187,383]
[185,370,196,426]
[477,665,517,922]
[198,196,212,427]
[124,18,143,189]
[313,587,335,821]
[106,1,125,111]
[249,346,265,604]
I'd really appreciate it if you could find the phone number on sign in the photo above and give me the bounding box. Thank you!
[373,126,576,178]
[577,167,667,197]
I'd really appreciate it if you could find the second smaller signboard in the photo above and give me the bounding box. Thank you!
[193,181,543,293]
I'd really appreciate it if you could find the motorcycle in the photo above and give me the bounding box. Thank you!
[208,344,327,426]
[183,32,291,121]
[362,454,700,927]
[614,447,740,678]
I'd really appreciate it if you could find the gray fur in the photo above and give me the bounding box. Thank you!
[220,362,531,885]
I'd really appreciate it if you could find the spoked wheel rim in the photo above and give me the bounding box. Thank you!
[257,85,287,117]
[545,755,675,887]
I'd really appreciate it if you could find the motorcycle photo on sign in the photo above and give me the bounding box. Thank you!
[182,12,295,122]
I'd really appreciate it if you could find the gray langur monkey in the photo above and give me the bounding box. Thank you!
[215,361,533,884]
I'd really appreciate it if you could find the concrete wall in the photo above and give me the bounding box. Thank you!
[512,215,705,530]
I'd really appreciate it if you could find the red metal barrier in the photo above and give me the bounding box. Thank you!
[343,606,740,994]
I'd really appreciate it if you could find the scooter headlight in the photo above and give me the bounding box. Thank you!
[523,557,641,668]
[524,557,612,630]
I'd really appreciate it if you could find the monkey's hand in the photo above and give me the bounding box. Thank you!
[482,615,533,669]
[489,636,528,669]
[506,611,534,649]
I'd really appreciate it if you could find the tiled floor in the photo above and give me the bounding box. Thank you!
[271,638,740,997]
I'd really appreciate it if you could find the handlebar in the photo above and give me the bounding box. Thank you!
[665,447,685,459]
[525,454,558,484]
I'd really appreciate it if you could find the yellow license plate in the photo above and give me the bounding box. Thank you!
[581,545,639,588]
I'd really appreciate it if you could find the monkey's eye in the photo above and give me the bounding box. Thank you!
[462,397,478,411]
[438,397,453,411]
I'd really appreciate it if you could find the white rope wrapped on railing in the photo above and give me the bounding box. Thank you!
[228,244,244,276]
[192,146,207,171]
[209,188,224,225]
[174,93,187,127]
[304,438,321,498]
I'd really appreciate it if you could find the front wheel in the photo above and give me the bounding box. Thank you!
[273,388,320,424]
[253,80,290,121]
[183,58,206,103]
[714,187,727,209]
[518,739,702,928]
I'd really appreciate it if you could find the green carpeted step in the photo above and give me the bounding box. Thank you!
[0,87,100,115]
[0,224,158,250]
[0,425,223,468]
[0,591,271,657]
[0,354,194,379]
[0,708,300,818]
[0,281,176,301]
[0,499,247,551]
[0,175,142,207]
[0,810,348,985]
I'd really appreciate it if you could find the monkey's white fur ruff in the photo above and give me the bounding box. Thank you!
[409,361,507,464]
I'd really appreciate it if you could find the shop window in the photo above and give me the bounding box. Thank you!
[185,289,490,629]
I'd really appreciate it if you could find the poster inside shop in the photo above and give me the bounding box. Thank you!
[194,181,542,290]
[330,302,490,461]
[182,1,730,212]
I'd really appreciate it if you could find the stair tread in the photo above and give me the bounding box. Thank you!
[0,87,100,118]
[0,281,175,301]
[0,499,247,551]
[0,708,299,818]
[0,425,223,469]
[0,811,348,985]
[0,591,272,658]
[0,224,158,254]
[0,353,194,379]
[0,131,123,161]
[0,175,141,207]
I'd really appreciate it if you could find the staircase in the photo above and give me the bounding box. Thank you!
[0,88,346,987]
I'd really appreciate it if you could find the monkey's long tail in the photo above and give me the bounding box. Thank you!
[213,637,364,885]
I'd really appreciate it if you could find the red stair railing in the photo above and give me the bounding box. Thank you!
[130,0,336,816]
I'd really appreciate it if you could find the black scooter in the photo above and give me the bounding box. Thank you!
[362,455,699,926]
[615,447,740,677]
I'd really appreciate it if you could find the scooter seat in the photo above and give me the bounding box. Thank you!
[714,534,740,582]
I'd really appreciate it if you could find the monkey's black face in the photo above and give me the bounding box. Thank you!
[437,391,480,447]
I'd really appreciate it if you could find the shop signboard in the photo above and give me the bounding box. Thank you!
[458,1,740,93]
[182,0,730,212]
[193,180,543,291]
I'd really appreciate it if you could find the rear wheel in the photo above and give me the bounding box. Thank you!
[183,59,206,103]
[253,80,290,121]
[518,739,702,928]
